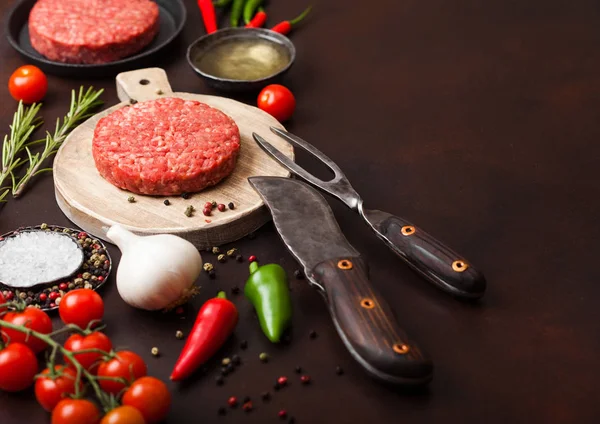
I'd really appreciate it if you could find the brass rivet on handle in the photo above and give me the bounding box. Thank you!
[337,260,353,270]
[401,225,416,236]
[393,343,410,354]
[452,260,469,272]
[360,298,375,309]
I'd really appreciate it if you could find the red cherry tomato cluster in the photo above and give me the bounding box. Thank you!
[0,289,171,424]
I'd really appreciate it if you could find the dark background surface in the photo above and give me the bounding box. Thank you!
[1,0,600,423]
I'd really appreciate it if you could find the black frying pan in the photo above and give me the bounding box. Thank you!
[5,0,187,78]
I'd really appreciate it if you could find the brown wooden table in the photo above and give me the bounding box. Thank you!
[2,0,599,423]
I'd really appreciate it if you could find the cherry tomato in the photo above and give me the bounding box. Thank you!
[122,377,171,424]
[0,342,38,392]
[100,406,145,424]
[97,350,147,395]
[59,289,104,330]
[64,332,112,373]
[35,365,82,412]
[8,65,48,104]
[2,307,53,353]
[0,292,7,315]
[51,399,100,424]
[257,84,296,122]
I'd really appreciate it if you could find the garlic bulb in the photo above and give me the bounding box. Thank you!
[106,225,203,311]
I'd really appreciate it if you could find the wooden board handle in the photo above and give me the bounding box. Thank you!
[116,68,174,103]
[311,256,433,386]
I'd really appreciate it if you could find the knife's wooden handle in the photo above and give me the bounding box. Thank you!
[375,215,486,299]
[311,256,433,386]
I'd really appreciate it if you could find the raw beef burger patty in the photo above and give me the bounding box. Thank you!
[92,97,241,196]
[28,0,159,64]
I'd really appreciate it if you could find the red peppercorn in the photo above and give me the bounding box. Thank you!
[228,397,238,407]
[50,303,56,308]
[204,202,213,210]
[98,276,104,282]
[78,232,87,239]
[217,203,226,212]
[5,292,14,300]
[175,306,184,315]
[59,283,68,291]
[277,376,288,386]
[278,410,287,419]
[39,293,47,302]
[248,255,257,263]
[77,274,83,279]
[93,244,100,250]
[104,260,109,265]
[49,291,60,300]
[203,207,212,216]
[300,375,311,384]
[243,401,253,412]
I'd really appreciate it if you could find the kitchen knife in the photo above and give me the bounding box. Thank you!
[248,176,433,386]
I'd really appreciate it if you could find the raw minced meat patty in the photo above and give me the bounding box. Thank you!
[92,97,241,196]
[28,0,159,64]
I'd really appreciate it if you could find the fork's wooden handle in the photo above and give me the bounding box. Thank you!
[310,256,433,386]
[375,215,486,299]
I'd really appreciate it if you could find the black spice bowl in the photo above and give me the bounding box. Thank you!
[186,28,296,93]
[0,225,112,312]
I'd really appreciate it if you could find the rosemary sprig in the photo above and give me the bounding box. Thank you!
[0,102,43,193]
[12,86,104,198]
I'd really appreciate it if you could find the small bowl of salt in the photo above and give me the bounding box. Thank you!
[0,229,84,289]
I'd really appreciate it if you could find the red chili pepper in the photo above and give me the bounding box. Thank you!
[170,292,238,381]
[245,8,267,28]
[270,6,312,35]
[197,0,218,34]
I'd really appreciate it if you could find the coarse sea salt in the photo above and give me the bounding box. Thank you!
[0,231,83,288]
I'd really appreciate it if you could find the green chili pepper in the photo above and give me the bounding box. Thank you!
[230,0,247,27]
[243,0,263,25]
[244,261,292,343]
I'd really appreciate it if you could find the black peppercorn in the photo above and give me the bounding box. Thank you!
[228,202,235,210]
[336,366,344,375]
[309,330,318,339]
[273,382,280,391]
[181,192,190,199]
[216,376,224,385]
[289,417,296,424]
[261,391,270,401]
[295,366,302,374]
[232,355,241,365]
[294,269,304,279]
[231,286,240,295]
[221,367,229,377]
[218,407,226,415]
[209,270,216,279]
[240,340,248,350]
[129,98,138,104]
[226,363,234,373]
[236,254,243,262]
[164,199,170,206]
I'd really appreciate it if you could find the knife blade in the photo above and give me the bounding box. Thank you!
[248,176,433,386]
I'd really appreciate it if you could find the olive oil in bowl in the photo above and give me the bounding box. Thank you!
[194,37,291,81]
[186,28,296,92]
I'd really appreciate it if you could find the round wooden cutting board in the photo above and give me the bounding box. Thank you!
[53,68,293,249]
